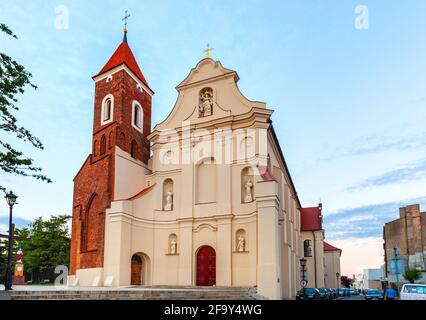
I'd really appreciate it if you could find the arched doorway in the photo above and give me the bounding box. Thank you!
[131,254,142,285]
[196,246,216,286]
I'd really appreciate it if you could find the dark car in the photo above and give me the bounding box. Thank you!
[338,288,346,297]
[328,288,338,299]
[365,289,384,300]
[296,288,321,300]
[318,288,330,300]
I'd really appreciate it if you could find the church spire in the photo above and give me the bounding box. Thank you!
[122,10,130,43]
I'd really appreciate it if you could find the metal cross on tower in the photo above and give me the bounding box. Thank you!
[122,10,130,33]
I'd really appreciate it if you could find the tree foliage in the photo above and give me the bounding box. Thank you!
[403,267,422,284]
[0,215,70,282]
[0,23,51,192]
[16,215,71,273]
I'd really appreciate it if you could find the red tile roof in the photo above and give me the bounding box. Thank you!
[95,35,150,89]
[300,206,322,231]
[324,241,341,252]
[257,165,275,181]
[116,183,155,201]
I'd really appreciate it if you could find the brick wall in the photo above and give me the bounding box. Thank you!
[70,68,152,274]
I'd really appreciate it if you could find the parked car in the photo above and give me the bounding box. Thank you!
[365,289,384,300]
[337,288,346,297]
[296,288,321,300]
[327,288,337,299]
[318,288,330,300]
[400,284,426,300]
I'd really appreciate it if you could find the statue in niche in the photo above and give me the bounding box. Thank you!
[164,191,173,211]
[170,239,177,254]
[237,235,246,252]
[199,88,213,117]
[244,179,253,203]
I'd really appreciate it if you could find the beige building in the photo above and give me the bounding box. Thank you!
[383,204,426,283]
[68,33,309,299]
[300,205,325,288]
[323,241,341,288]
[68,32,340,300]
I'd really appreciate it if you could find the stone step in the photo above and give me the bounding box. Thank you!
[10,287,258,300]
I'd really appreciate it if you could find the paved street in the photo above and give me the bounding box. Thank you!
[337,295,366,300]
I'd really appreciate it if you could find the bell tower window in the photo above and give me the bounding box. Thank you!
[101,94,114,125]
[132,100,143,133]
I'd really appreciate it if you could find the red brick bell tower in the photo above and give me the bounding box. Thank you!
[69,30,153,275]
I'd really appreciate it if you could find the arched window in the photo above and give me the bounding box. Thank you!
[101,94,114,125]
[100,135,106,155]
[130,140,137,158]
[241,166,254,203]
[196,157,216,203]
[132,101,143,133]
[81,193,100,252]
[108,131,113,149]
[304,239,312,257]
[162,179,174,211]
[93,140,98,156]
[239,136,254,161]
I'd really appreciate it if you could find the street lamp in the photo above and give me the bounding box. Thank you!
[300,258,307,288]
[4,190,18,291]
[393,245,400,293]
[336,272,340,288]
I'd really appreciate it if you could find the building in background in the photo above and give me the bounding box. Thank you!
[360,268,386,290]
[383,204,426,284]
[300,205,325,288]
[323,241,341,288]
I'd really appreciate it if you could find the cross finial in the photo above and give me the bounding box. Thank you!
[122,10,130,33]
[203,43,214,59]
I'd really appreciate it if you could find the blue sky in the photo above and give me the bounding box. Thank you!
[1,1,426,274]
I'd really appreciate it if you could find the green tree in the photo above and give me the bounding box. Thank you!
[0,23,51,192]
[17,215,71,275]
[403,267,422,284]
[0,215,71,283]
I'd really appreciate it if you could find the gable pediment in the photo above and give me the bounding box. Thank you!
[176,58,239,90]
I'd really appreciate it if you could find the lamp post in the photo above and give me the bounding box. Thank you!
[300,258,307,289]
[4,190,18,291]
[393,245,400,293]
[336,272,340,288]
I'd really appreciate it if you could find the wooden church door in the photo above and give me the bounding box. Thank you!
[131,254,142,285]
[196,246,216,286]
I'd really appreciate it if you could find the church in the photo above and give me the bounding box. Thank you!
[68,28,340,300]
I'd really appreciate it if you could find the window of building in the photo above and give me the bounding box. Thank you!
[304,239,312,257]
[101,94,114,125]
[132,100,143,133]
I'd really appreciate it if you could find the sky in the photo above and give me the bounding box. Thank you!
[1,0,426,277]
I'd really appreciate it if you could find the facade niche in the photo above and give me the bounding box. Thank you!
[163,178,174,211]
[241,166,254,203]
[235,229,247,252]
[168,234,178,255]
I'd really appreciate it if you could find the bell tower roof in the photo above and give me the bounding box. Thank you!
[94,32,151,90]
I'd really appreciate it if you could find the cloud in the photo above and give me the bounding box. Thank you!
[347,159,426,191]
[330,237,385,277]
[320,132,426,162]
[0,216,31,230]
[324,196,426,240]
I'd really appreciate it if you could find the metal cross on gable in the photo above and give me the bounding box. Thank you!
[203,43,214,59]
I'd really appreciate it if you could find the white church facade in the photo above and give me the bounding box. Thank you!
[69,31,339,300]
